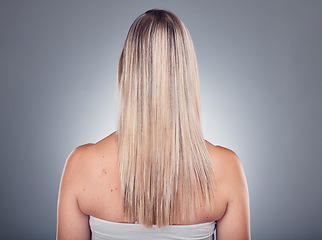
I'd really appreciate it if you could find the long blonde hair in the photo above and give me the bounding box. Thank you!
[117,9,215,228]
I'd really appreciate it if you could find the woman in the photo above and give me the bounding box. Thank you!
[57,9,250,240]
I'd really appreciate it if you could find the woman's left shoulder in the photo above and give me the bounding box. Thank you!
[63,131,118,182]
[65,143,96,171]
[61,144,98,191]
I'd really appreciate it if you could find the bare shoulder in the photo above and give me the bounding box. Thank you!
[57,144,98,239]
[66,143,95,166]
[62,132,118,190]
[68,143,95,161]
[205,141,238,159]
[205,140,250,238]
[61,143,96,185]
[64,131,117,174]
[205,140,243,174]
[205,140,248,199]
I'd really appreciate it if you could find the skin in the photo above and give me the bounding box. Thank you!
[57,131,250,239]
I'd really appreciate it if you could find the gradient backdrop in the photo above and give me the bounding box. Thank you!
[1,0,322,239]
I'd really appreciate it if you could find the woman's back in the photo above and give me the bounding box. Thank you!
[75,132,227,224]
[57,131,250,239]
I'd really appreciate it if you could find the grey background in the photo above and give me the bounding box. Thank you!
[1,0,321,239]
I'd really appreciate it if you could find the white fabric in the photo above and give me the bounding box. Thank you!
[89,215,216,240]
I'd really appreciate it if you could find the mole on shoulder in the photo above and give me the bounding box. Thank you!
[102,168,107,174]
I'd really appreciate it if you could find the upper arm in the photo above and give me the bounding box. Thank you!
[216,151,251,240]
[57,145,92,240]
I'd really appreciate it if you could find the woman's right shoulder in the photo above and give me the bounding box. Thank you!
[205,140,241,170]
[205,140,247,195]
[205,140,250,238]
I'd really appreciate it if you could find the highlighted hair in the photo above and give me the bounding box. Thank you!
[117,9,215,228]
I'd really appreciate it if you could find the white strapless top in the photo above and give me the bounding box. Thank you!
[89,216,216,240]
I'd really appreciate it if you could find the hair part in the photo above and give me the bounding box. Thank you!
[117,9,215,228]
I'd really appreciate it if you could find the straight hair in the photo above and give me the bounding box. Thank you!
[117,9,215,228]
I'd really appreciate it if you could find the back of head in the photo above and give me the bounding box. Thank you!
[117,9,215,228]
